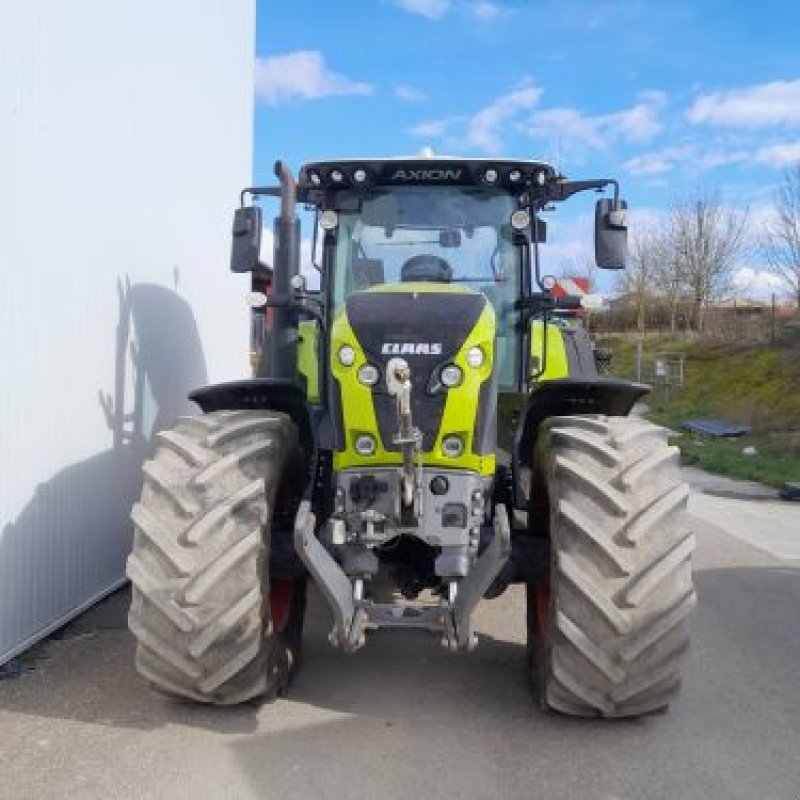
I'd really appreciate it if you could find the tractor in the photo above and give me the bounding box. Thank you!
[127,155,695,717]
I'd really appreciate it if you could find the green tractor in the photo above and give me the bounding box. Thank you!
[127,156,695,716]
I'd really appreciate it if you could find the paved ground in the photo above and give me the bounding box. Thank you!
[1,476,799,800]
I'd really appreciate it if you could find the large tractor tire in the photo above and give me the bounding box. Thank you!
[528,415,695,718]
[127,410,306,705]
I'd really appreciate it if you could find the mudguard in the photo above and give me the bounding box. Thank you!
[515,377,650,469]
[189,378,313,452]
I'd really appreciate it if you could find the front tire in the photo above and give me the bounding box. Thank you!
[127,410,306,705]
[529,415,695,718]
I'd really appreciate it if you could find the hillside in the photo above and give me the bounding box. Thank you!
[601,335,800,486]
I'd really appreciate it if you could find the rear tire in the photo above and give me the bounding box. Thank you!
[127,410,306,705]
[528,415,695,718]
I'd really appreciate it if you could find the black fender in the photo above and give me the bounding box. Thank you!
[189,378,313,455]
[511,377,650,508]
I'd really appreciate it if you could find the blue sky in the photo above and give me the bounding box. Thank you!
[254,0,800,293]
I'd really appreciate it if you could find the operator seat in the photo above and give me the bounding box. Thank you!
[400,254,453,283]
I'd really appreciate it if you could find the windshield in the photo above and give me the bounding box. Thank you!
[329,185,522,387]
[331,186,518,304]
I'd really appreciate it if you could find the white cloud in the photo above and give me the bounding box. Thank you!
[753,140,800,168]
[732,266,786,296]
[526,93,665,156]
[409,118,451,138]
[395,83,428,102]
[693,149,749,171]
[623,145,694,176]
[467,1,509,21]
[528,107,608,151]
[614,101,664,141]
[687,79,800,128]
[623,139,800,177]
[409,83,540,153]
[464,83,542,153]
[395,0,452,19]
[254,51,372,105]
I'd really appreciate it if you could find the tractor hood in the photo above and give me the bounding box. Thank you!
[330,283,497,473]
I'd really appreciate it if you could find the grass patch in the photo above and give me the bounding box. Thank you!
[656,424,800,488]
[599,334,800,486]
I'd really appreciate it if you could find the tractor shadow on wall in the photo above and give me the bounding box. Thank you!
[0,277,207,721]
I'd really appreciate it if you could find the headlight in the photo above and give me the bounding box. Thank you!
[338,345,356,367]
[511,209,531,231]
[466,346,484,368]
[320,209,339,230]
[442,435,464,458]
[508,168,522,183]
[440,364,463,387]
[358,363,380,386]
[483,168,498,184]
[354,434,376,456]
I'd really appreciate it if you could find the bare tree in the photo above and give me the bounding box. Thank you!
[651,245,687,334]
[615,226,665,334]
[763,163,800,308]
[670,192,748,331]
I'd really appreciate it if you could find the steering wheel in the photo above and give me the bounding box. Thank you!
[400,254,453,283]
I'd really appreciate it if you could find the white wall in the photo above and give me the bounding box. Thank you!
[0,0,256,662]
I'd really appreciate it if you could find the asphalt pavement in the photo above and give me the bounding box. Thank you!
[1,472,799,800]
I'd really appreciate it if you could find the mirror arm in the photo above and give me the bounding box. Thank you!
[547,178,619,205]
[239,186,282,206]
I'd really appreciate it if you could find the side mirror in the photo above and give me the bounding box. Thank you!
[230,206,262,273]
[595,198,628,269]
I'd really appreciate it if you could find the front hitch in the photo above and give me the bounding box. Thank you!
[293,500,512,654]
[386,357,422,510]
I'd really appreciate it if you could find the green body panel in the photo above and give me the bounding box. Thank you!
[331,283,496,476]
[298,319,320,403]
[531,320,570,382]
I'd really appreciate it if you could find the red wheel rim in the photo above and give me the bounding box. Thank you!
[535,581,549,640]
[270,579,293,632]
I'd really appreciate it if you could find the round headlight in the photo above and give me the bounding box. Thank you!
[308,170,322,186]
[358,363,380,386]
[483,168,498,184]
[442,435,464,458]
[541,274,557,290]
[354,434,376,456]
[245,291,268,308]
[320,209,339,230]
[338,345,356,367]
[353,168,368,184]
[330,168,345,183]
[511,209,531,231]
[440,364,463,388]
[534,168,547,186]
[509,168,523,183]
[466,346,484,368]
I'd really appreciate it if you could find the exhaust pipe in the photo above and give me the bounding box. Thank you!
[262,161,301,380]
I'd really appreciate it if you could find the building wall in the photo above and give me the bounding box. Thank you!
[0,0,256,662]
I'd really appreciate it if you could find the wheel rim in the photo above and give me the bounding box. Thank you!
[270,579,295,632]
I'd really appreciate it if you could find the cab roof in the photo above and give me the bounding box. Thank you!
[297,156,556,192]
